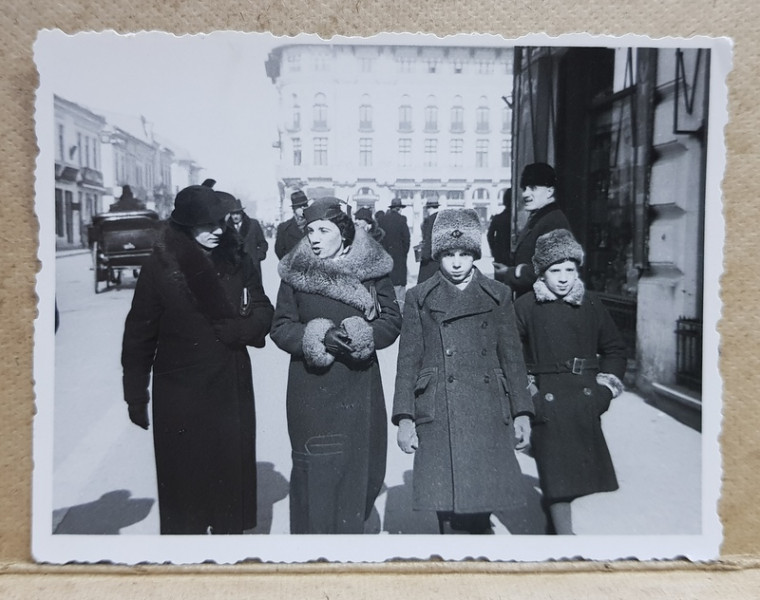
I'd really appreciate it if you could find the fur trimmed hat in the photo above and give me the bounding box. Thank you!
[432,209,482,260]
[532,229,584,275]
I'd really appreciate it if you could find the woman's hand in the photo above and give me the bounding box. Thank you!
[128,403,150,430]
[323,326,353,356]
[397,418,419,454]
[514,415,531,450]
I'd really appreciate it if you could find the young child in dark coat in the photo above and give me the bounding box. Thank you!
[393,209,534,534]
[514,229,626,535]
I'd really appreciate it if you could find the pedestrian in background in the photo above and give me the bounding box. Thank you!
[493,163,571,297]
[393,209,533,535]
[275,190,309,259]
[379,197,411,311]
[415,197,441,285]
[514,229,626,535]
[121,184,274,535]
[487,187,512,265]
[221,192,269,283]
[270,197,402,534]
[353,206,385,243]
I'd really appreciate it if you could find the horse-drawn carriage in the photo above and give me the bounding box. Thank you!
[88,210,161,294]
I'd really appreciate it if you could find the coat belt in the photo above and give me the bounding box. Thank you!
[526,357,600,375]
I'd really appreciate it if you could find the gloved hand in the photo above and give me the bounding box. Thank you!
[323,326,353,357]
[514,415,531,450]
[128,403,150,430]
[213,318,241,346]
[596,384,614,414]
[397,418,419,454]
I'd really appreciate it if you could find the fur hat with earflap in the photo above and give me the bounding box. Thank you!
[431,209,482,260]
[532,229,584,275]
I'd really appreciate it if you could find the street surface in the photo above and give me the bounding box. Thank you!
[52,239,702,536]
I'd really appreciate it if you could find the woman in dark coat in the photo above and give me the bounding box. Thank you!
[393,209,534,534]
[514,229,626,535]
[121,184,274,535]
[270,197,402,534]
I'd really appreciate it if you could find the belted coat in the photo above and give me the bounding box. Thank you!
[392,270,534,514]
[270,228,402,533]
[514,278,626,501]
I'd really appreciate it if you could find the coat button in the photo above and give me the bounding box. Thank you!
[484,375,490,383]
[545,393,555,402]
[445,349,453,356]
[442,322,449,328]
[481,349,487,356]
[583,387,593,396]
[447,375,455,383]
[481,321,488,328]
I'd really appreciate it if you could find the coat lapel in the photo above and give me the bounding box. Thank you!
[423,270,498,323]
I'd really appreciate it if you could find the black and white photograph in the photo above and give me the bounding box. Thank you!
[32,30,727,563]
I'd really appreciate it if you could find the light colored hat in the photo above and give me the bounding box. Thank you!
[532,229,584,274]
[431,209,482,260]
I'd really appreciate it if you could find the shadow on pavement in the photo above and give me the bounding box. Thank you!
[248,462,289,534]
[493,473,550,535]
[53,490,154,534]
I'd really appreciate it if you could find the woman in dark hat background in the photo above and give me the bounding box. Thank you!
[121,184,274,535]
[270,197,402,534]
[514,229,626,534]
[353,206,385,243]
[415,197,441,285]
[393,209,533,534]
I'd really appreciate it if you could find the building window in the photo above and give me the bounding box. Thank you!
[55,188,64,237]
[424,138,438,167]
[314,137,328,166]
[84,137,91,168]
[478,60,494,74]
[450,96,464,133]
[93,138,99,169]
[313,93,328,131]
[291,94,301,131]
[313,54,328,71]
[476,139,489,168]
[360,57,374,72]
[293,138,302,166]
[453,60,464,74]
[427,60,438,73]
[77,132,82,166]
[398,138,412,167]
[474,188,490,200]
[447,190,464,201]
[57,124,64,161]
[359,138,373,167]
[287,52,301,73]
[359,95,373,131]
[399,96,413,132]
[501,104,510,133]
[476,97,490,133]
[450,138,463,167]
[398,57,414,73]
[501,139,510,168]
[424,96,438,133]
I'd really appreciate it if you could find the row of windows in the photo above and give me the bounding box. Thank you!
[288,94,510,133]
[357,187,495,201]
[57,124,101,170]
[291,137,511,168]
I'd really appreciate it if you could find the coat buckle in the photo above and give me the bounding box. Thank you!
[571,357,583,375]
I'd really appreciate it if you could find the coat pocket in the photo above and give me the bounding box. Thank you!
[494,368,513,426]
[413,367,437,424]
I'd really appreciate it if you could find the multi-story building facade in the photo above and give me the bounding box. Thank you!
[54,95,107,249]
[265,42,513,235]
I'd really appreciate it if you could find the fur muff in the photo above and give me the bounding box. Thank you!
[533,278,585,306]
[532,228,584,276]
[278,227,393,319]
[431,209,482,260]
[340,316,375,361]
[302,318,336,368]
[596,372,624,398]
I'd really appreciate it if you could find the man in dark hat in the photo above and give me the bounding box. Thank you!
[379,198,411,310]
[109,185,146,212]
[487,187,513,265]
[416,197,441,284]
[493,163,571,297]
[220,192,269,282]
[275,190,309,259]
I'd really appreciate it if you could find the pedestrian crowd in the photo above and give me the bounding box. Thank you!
[119,162,626,536]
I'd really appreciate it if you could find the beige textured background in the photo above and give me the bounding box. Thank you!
[2,0,758,597]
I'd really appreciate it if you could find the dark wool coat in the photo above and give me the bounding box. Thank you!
[230,213,268,283]
[392,270,534,514]
[274,216,306,260]
[514,279,626,502]
[416,211,439,285]
[497,203,571,297]
[487,209,512,265]
[379,210,411,286]
[121,225,274,534]
[270,228,402,533]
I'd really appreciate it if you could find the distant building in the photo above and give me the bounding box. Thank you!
[54,95,107,248]
[265,42,513,234]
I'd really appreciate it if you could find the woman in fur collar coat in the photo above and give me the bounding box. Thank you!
[121,185,274,535]
[270,197,402,534]
[393,209,534,534]
[514,229,626,535]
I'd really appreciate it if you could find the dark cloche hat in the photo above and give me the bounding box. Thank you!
[171,185,229,227]
[303,197,345,225]
[291,190,309,207]
[354,207,373,222]
[532,229,584,275]
[520,163,557,189]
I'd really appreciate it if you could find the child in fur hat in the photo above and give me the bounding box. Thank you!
[514,229,627,534]
[392,209,534,534]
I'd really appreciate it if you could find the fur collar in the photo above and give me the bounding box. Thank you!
[278,227,393,316]
[533,278,585,306]
[153,224,238,320]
